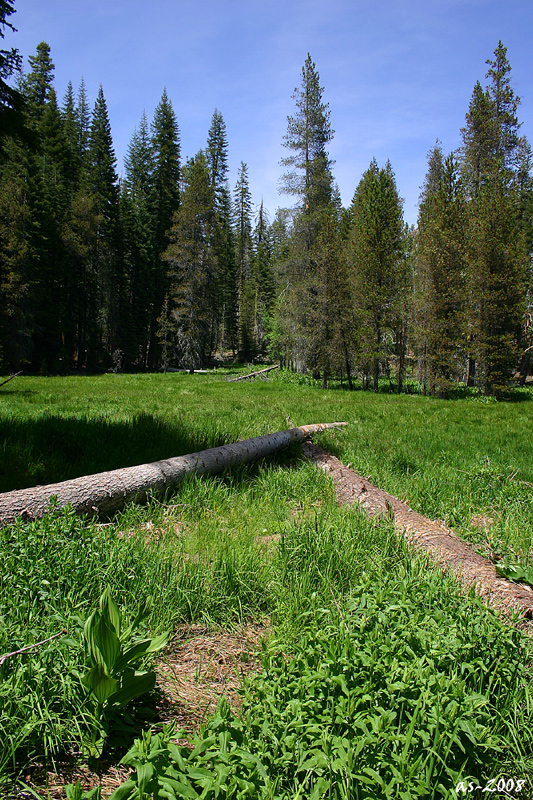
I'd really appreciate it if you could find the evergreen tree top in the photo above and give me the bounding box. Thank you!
[24,41,55,117]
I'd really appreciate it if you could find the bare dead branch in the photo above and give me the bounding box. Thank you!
[226,365,279,382]
[0,630,66,666]
[0,371,22,389]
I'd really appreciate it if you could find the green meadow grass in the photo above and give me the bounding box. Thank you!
[1,372,533,796]
[1,371,532,564]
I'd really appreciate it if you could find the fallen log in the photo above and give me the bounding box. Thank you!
[0,370,22,389]
[226,365,279,382]
[303,441,533,627]
[0,422,347,528]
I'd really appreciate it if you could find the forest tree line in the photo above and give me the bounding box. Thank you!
[1,2,532,394]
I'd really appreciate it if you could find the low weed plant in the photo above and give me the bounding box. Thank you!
[101,509,533,799]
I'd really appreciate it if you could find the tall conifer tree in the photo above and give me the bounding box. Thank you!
[416,147,467,395]
[122,112,155,367]
[162,151,216,370]
[278,54,335,374]
[233,161,255,357]
[460,42,528,393]
[206,108,231,353]
[347,159,405,391]
[86,84,120,366]
[149,88,180,365]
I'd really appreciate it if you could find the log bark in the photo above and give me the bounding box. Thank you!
[0,423,346,528]
[226,365,279,382]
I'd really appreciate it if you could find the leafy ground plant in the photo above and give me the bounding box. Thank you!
[80,588,168,757]
[495,562,533,587]
[83,510,533,799]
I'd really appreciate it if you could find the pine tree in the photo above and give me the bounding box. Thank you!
[216,183,238,354]
[314,205,354,388]
[23,41,54,120]
[206,108,231,354]
[460,42,528,393]
[416,147,467,395]
[252,201,275,354]
[121,112,155,367]
[149,88,180,365]
[62,81,81,195]
[207,108,229,200]
[162,151,216,371]
[347,159,405,391]
[86,84,121,366]
[277,54,335,374]
[280,53,334,221]
[76,77,91,165]
[233,161,255,358]
[60,78,98,369]
[151,88,180,253]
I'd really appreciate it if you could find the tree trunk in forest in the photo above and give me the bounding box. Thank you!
[519,350,531,386]
[0,423,347,528]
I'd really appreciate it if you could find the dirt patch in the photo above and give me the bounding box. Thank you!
[22,622,268,800]
[302,441,533,631]
[156,621,269,727]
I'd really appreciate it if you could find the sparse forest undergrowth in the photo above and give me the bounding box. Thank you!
[1,373,533,798]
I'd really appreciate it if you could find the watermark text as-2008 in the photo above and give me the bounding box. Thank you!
[456,778,527,794]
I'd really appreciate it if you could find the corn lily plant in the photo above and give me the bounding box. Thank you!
[80,587,168,757]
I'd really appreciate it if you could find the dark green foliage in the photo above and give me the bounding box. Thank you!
[415,148,467,395]
[347,159,406,391]
[234,161,255,358]
[253,200,276,353]
[121,113,156,368]
[148,88,181,366]
[84,85,121,368]
[0,0,24,146]
[460,42,528,394]
[206,107,229,200]
[150,88,180,256]
[0,30,531,391]
[162,151,217,369]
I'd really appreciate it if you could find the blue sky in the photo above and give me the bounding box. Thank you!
[4,0,533,226]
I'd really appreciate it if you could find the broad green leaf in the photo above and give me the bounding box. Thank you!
[81,663,118,704]
[114,631,168,672]
[108,669,156,708]
[158,777,201,798]
[83,609,101,661]
[93,614,121,672]
[136,761,154,792]
[107,779,138,800]
[100,587,121,637]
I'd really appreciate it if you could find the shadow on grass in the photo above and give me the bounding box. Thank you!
[0,413,233,493]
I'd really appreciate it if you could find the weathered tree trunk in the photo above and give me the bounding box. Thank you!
[0,423,347,528]
[226,365,279,382]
